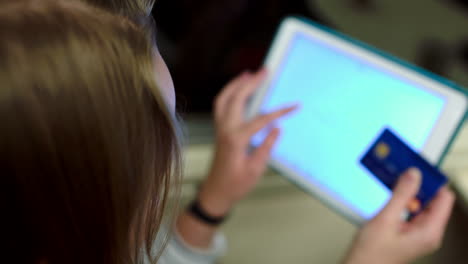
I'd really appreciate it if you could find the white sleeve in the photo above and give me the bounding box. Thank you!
[158,230,227,264]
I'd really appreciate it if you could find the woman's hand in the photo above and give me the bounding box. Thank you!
[176,69,296,249]
[344,168,455,264]
[198,69,298,216]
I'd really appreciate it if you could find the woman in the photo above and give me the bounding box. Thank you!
[1,0,180,262]
[0,0,454,263]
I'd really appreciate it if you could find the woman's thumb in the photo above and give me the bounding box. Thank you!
[378,168,422,221]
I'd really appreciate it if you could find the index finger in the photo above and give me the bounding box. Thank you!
[243,105,298,137]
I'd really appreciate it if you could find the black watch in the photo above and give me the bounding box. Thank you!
[188,199,228,226]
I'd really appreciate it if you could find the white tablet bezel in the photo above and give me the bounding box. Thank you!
[247,17,467,224]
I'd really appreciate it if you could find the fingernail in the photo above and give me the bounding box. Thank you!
[288,103,301,110]
[404,167,421,182]
[284,102,299,108]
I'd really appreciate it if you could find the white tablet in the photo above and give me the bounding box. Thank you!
[247,17,468,224]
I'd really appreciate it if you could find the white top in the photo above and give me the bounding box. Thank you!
[158,230,227,264]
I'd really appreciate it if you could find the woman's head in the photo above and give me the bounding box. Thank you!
[0,0,181,263]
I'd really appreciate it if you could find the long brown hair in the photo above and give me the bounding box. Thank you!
[76,0,157,45]
[0,0,181,263]
[79,0,155,17]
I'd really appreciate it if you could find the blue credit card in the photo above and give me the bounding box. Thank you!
[360,128,448,215]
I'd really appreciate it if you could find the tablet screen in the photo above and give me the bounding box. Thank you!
[252,32,447,219]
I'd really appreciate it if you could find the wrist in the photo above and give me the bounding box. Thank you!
[187,199,229,227]
[197,186,235,217]
[345,254,382,264]
[345,250,405,264]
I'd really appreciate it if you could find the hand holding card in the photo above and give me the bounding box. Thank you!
[344,169,455,264]
[361,128,448,217]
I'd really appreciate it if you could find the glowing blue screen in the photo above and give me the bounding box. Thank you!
[253,33,446,219]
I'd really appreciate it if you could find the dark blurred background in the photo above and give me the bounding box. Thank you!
[152,0,468,113]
